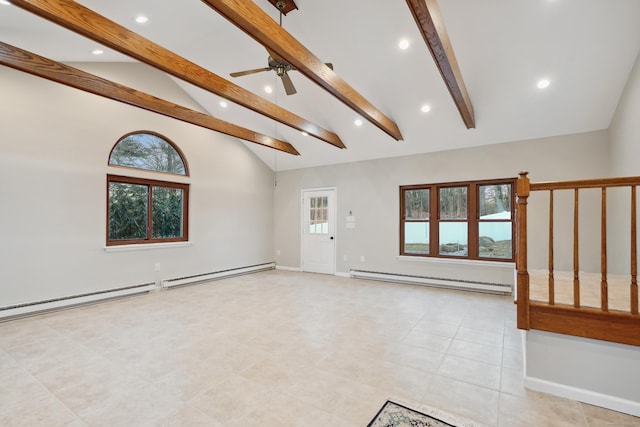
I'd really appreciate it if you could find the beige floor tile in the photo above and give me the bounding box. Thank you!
[423,374,500,426]
[1,270,637,426]
[499,392,588,427]
[455,326,504,348]
[402,330,453,353]
[437,354,502,390]
[447,338,503,366]
[581,403,640,426]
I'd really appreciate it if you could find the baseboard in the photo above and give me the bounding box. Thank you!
[162,262,275,288]
[335,272,350,278]
[275,265,302,272]
[350,269,512,295]
[0,283,157,322]
[524,376,640,417]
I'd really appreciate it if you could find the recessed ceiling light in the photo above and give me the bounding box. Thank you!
[91,49,104,55]
[135,15,148,24]
[421,104,431,113]
[398,39,410,50]
[537,79,550,89]
[354,119,363,127]
[264,85,273,94]
[0,1,11,5]
[301,132,308,136]
[219,101,228,108]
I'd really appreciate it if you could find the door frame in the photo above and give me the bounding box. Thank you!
[300,187,337,274]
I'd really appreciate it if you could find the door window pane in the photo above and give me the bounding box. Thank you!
[479,222,512,258]
[440,187,467,219]
[152,186,184,239]
[480,184,511,219]
[404,222,429,254]
[439,222,468,256]
[405,189,430,219]
[108,182,148,240]
[309,196,329,234]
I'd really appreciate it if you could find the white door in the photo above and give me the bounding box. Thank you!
[301,189,336,274]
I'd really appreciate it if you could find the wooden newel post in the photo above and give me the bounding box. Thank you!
[516,171,531,330]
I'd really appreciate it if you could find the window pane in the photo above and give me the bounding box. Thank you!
[479,223,512,258]
[109,183,148,240]
[110,132,186,175]
[405,189,430,219]
[152,186,184,239]
[439,222,468,256]
[404,222,429,254]
[440,187,467,219]
[309,197,328,234]
[480,184,511,219]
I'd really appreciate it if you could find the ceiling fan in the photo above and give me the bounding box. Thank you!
[229,0,333,96]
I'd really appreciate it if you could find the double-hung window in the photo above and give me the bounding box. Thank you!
[400,178,515,261]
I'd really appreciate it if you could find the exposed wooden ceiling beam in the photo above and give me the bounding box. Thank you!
[406,0,475,129]
[10,0,344,150]
[201,0,404,141]
[0,41,300,155]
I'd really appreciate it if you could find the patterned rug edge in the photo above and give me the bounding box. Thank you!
[367,399,486,427]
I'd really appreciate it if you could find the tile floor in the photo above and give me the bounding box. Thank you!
[1,270,638,426]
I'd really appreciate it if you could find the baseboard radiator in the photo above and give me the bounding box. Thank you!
[162,262,275,289]
[350,269,512,295]
[0,282,156,322]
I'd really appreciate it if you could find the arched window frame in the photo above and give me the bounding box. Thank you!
[108,130,190,176]
[107,131,190,246]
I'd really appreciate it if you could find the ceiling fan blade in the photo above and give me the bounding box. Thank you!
[280,72,297,95]
[324,63,334,70]
[229,67,271,77]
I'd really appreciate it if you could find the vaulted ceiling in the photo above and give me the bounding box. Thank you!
[1,0,639,171]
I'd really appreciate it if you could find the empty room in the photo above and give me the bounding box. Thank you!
[1,0,639,426]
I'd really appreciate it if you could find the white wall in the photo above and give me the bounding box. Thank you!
[274,130,609,284]
[0,63,274,307]
[608,51,640,274]
[525,331,640,416]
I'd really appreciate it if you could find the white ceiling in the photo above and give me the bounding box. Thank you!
[2,0,639,171]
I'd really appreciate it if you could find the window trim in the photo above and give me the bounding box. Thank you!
[400,177,516,262]
[106,174,189,246]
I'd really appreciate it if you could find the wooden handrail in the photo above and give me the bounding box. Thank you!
[531,176,640,191]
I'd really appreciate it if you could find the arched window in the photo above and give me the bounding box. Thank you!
[108,131,188,175]
[107,131,189,246]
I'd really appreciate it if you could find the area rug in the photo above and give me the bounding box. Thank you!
[367,400,457,427]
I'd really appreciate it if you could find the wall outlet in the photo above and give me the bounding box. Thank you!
[360,255,365,262]
[154,263,161,271]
